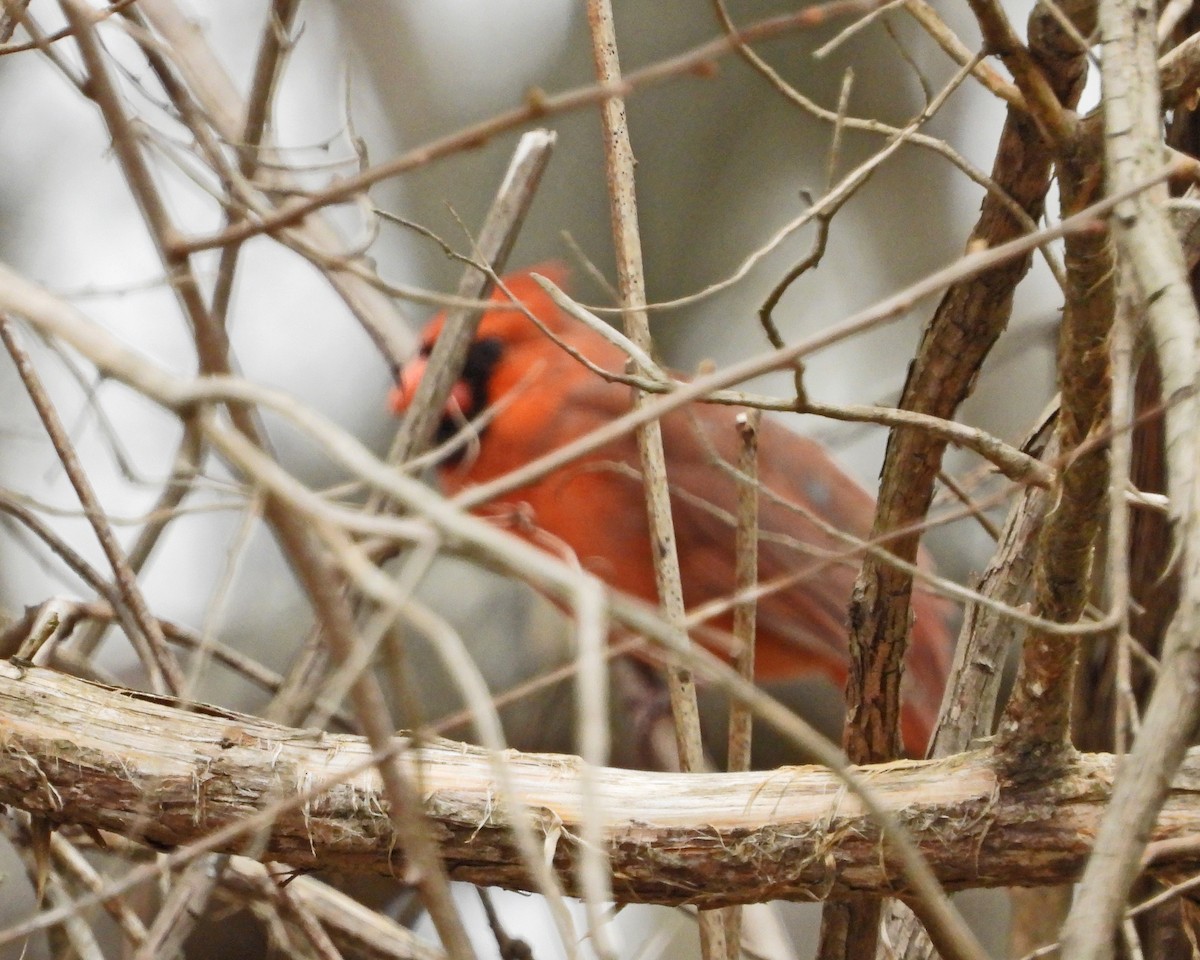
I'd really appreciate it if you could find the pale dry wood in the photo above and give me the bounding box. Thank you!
[389,129,556,463]
[9,662,1200,921]
[223,865,447,960]
[1059,0,1200,950]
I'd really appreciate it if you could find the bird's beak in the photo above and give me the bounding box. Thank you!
[390,356,473,419]
[388,357,425,414]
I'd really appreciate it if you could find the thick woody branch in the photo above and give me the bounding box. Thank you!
[7,663,1200,924]
[997,156,1116,754]
[836,9,1087,952]
[844,0,1087,767]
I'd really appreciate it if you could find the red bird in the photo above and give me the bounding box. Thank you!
[391,265,953,753]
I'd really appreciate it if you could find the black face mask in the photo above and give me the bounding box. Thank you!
[434,335,505,451]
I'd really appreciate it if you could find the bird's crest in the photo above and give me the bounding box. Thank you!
[422,261,572,348]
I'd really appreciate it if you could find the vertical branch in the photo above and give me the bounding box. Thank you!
[572,580,616,960]
[1107,303,1135,755]
[996,149,1116,757]
[584,1,718,957]
[724,409,760,960]
[1059,0,1200,949]
[843,3,1086,768]
[836,5,1086,957]
[881,431,1060,960]
[726,410,761,770]
[209,0,302,325]
[582,0,706,784]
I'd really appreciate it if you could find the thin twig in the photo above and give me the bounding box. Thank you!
[71,423,204,659]
[132,0,410,365]
[1109,298,1135,756]
[50,834,149,948]
[0,316,184,695]
[209,0,302,325]
[724,409,760,960]
[174,2,892,257]
[901,0,1023,105]
[585,3,685,955]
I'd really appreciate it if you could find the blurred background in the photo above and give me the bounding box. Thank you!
[0,0,1071,955]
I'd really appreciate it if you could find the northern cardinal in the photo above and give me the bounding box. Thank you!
[391,265,953,753]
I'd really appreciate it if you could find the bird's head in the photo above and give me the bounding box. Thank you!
[389,263,571,446]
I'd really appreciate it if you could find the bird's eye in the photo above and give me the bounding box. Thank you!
[419,342,434,358]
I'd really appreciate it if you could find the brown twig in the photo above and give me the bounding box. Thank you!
[901,0,1023,105]
[585,2,701,955]
[50,833,149,949]
[965,0,1075,144]
[208,0,302,326]
[723,409,760,960]
[60,5,476,952]
[176,1,904,257]
[61,5,477,952]
[0,0,137,55]
[0,316,185,695]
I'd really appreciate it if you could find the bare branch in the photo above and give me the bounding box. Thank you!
[6,665,1200,926]
[0,317,185,695]
[1059,0,1200,950]
[586,1,707,954]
